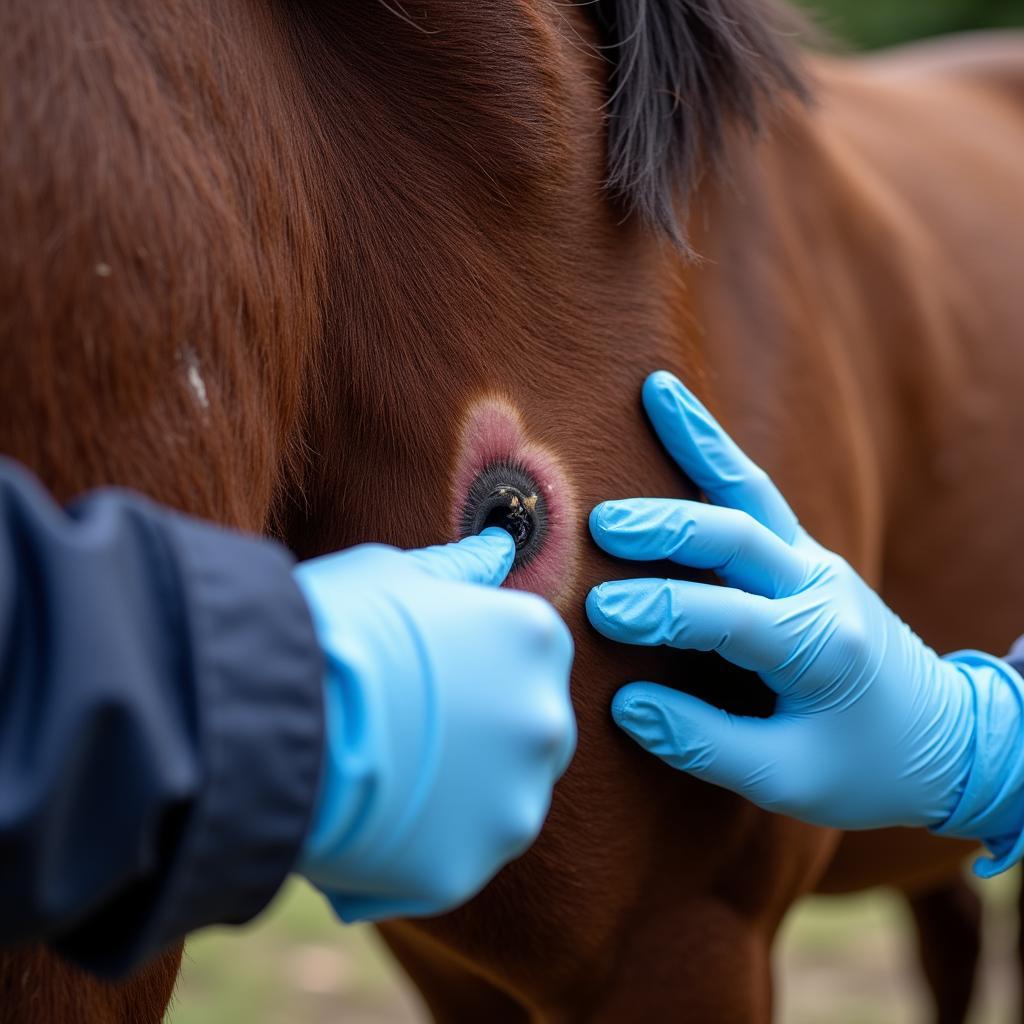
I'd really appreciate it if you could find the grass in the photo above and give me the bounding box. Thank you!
[168,870,1020,1023]
[167,880,422,1024]
[777,870,1019,1024]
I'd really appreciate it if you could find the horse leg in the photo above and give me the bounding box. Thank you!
[543,899,773,1024]
[383,897,774,1023]
[378,922,531,1023]
[905,879,982,1024]
[816,832,983,1023]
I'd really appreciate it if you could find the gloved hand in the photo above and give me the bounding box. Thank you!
[587,370,1024,875]
[294,529,575,921]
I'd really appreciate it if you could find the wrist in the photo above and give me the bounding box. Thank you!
[292,565,436,892]
[296,661,371,888]
[931,651,1024,876]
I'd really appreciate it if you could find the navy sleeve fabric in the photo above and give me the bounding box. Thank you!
[0,458,325,977]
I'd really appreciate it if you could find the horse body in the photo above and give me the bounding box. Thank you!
[373,25,1024,1023]
[280,6,826,1014]
[2,1,1024,1021]
[690,40,1024,1017]
[699,35,1024,628]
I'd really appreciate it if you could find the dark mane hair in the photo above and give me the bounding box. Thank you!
[590,0,810,249]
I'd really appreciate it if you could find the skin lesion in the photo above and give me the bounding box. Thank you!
[451,395,579,607]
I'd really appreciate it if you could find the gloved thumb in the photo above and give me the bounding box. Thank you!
[406,527,516,586]
[611,682,780,803]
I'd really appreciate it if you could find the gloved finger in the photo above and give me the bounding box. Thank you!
[611,682,788,806]
[587,578,790,675]
[590,498,809,598]
[642,371,801,545]
[556,710,578,778]
[541,691,578,780]
[405,527,516,585]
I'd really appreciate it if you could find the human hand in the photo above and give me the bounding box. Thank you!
[587,372,1024,872]
[294,529,575,921]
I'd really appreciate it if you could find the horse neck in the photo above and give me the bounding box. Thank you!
[674,96,975,573]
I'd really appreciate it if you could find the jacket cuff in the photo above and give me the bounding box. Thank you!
[57,514,325,975]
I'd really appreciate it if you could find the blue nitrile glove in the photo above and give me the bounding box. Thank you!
[293,529,575,922]
[587,370,1024,876]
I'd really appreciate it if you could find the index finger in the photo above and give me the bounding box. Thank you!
[643,371,800,544]
[405,527,516,586]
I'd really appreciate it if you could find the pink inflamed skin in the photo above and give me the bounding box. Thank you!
[450,397,578,607]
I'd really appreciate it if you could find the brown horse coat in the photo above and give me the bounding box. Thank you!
[2,0,1024,1020]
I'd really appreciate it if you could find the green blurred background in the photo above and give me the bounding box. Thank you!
[793,0,1023,49]
[169,873,1023,1024]
[169,3,1024,1023]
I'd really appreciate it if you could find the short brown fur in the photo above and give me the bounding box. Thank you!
[2,1,1024,1021]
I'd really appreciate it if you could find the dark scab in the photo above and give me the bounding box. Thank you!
[460,461,547,568]
[481,486,535,550]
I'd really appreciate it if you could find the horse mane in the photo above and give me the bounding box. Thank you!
[589,0,811,250]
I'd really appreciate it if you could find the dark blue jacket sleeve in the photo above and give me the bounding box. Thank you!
[0,458,325,977]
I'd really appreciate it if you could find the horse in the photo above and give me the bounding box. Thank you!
[3,0,1024,1021]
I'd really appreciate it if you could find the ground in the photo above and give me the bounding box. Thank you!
[168,869,1020,1023]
